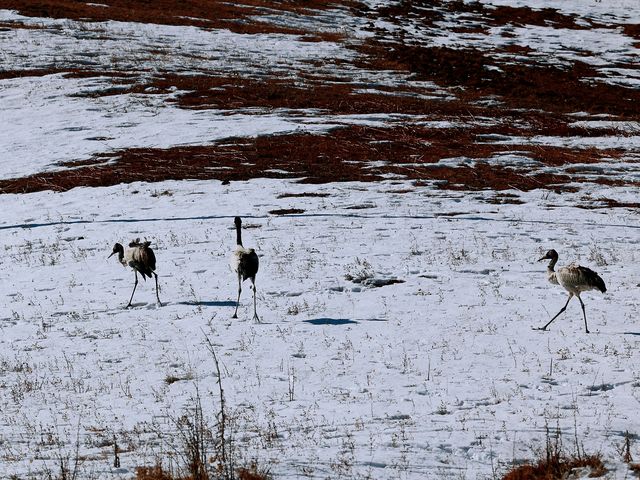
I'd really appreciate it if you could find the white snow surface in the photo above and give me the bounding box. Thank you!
[1,1,640,479]
[0,180,639,479]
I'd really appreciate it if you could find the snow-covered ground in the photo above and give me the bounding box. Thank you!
[0,179,639,479]
[1,1,640,479]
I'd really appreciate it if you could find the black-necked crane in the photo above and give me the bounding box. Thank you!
[534,249,606,333]
[109,238,161,308]
[230,216,260,322]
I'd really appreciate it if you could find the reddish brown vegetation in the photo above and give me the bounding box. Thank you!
[0,125,625,194]
[370,1,593,34]
[134,463,270,480]
[135,465,174,480]
[236,465,271,480]
[2,0,356,36]
[355,41,640,118]
[475,5,592,29]
[0,68,137,80]
[623,24,640,39]
[0,68,69,80]
[69,73,457,115]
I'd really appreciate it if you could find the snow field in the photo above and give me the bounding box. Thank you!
[0,179,639,478]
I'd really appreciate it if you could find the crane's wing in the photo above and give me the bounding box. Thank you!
[239,250,259,281]
[577,265,606,293]
[129,245,156,279]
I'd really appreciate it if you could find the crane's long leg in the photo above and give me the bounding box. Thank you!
[232,274,241,319]
[126,271,139,308]
[153,272,161,306]
[251,278,260,323]
[577,295,589,334]
[536,293,573,331]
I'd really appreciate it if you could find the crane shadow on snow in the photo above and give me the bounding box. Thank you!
[304,318,359,325]
[178,300,237,307]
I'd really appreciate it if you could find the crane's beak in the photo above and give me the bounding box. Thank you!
[108,252,115,259]
[537,255,548,262]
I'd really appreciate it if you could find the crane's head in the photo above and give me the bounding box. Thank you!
[538,249,558,262]
[108,243,124,259]
[234,216,242,227]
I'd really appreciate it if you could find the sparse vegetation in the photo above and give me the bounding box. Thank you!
[135,335,270,480]
[501,426,606,480]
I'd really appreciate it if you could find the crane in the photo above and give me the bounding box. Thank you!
[230,217,260,322]
[109,238,161,308]
[534,249,606,333]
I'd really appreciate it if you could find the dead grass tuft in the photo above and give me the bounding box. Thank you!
[502,454,606,479]
[134,463,270,480]
[236,463,271,480]
[502,424,607,480]
[135,465,174,480]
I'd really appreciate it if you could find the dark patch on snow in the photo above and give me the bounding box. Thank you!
[304,318,358,325]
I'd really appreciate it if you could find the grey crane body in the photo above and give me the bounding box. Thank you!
[230,217,260,322]
[109,238,161,308]
[535,249,606,333]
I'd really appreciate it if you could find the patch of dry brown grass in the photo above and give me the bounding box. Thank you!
[135,465,175,480]
[1,124,626,194]
[2,0,356,35]
[355,41,640,118]
[502,454,606,480]
[134,464,271,480]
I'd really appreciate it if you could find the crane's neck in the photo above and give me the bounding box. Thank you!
[546,257,559,285]
[236,223,243,247]
[117,249,126,266]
